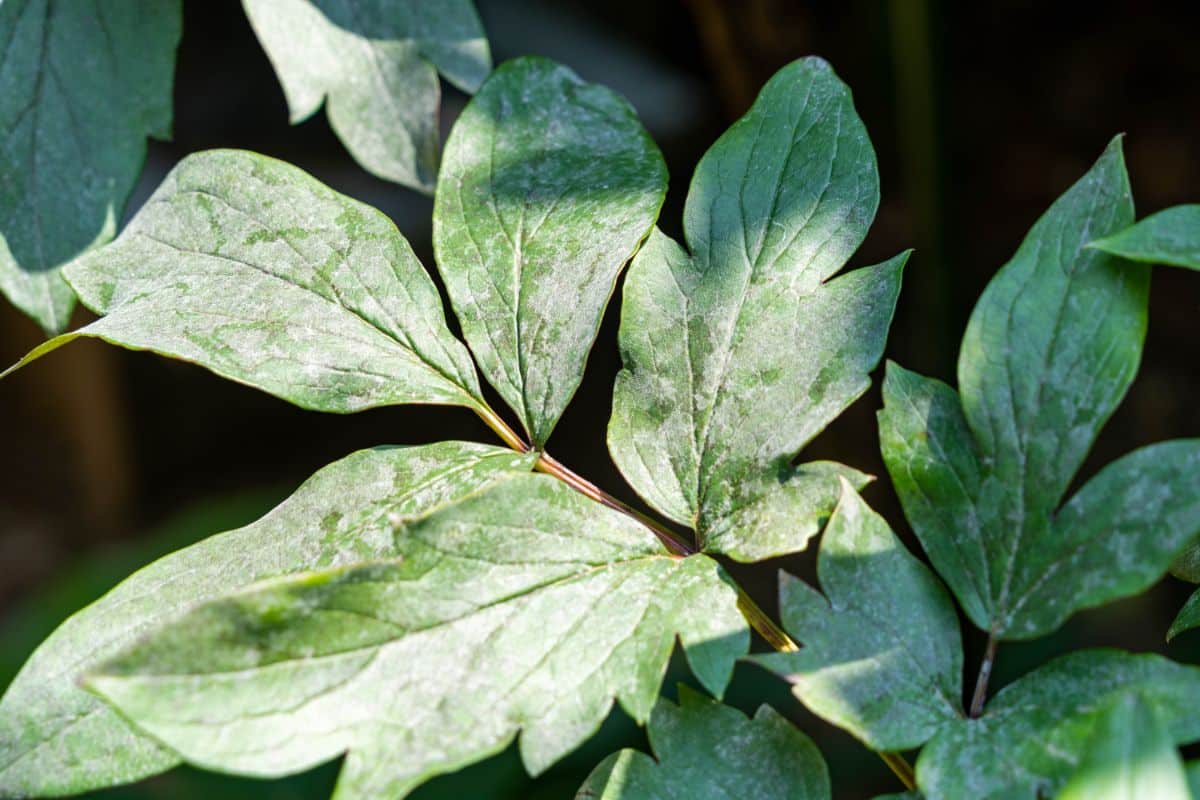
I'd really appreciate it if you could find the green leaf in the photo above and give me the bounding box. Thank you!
[0,0,181,334]
[917,650,1200,800]
[752,480,963,751]
[1057,692,1190,800]
[433,57,667,446]
[1171,540,1200,583]
[0,441,532,797]
[86,475,749,800]
[880,140,1200,639]
[1187,761,1200,798]
[608,56,904,561]
[575,687,829,799]
[1168,588,1200,642]
[3,149,488,415]
[1089,205,1200,270]
[243,0,489,193]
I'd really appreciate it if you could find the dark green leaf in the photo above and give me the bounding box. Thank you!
[0,0,181,333]
[576,687,829,799]
[3,149,488,416]
[1057,692,1190,800]
[608,57,904,561]
[752,480,963,750]
[243,0,489,192]
[917,650,1200,799]
[434,57,667,446]
[1169,588,1200,642]
[1187,761,1200,798]
[1089,205,1200,270]
[87,475,749,800]
[1170,540,1200,583]
[0,441,532,796]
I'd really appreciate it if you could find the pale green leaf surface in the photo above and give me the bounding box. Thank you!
[87,475,749,800]
[608,57,903,561]
[917,650,1200,800]
[243,0,490,192]
[575,687,829,800]
[3,149,487,414]
[0,441,533,797]
[752,481,963,750]
[878,140,1200,638]
[1057,692,1190,800]
[0,0,181,334]
[1168,588,1200,642]
[434,57,667,446]
[1089,205,1200,270]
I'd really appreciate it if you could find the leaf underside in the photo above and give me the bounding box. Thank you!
[242,0,490,192]
[0,0,181,334]
[0,441,534,797]
[608,56,904,562]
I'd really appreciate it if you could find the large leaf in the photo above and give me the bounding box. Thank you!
[1089,205,1200,270]
[243,0,489,193]
[1057,692,1190,800]
[1169,588,1200,642]
[576,687,830,800]
[86,474,749,800]
[917,650,1200,800]
[0,0,181,334]
[3,149,488,415]
[433,57,667,446]
[879,140,1200,639]
[0,441,533,797]
[752,480,963,751]
[608,56,904,562]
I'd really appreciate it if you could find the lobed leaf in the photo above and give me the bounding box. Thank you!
[752,480,963,751]
[0,0,181,334]
[608,56,904,561]
[0,441,533,797]
[1089,205,1200,270]
[3,149,488,415]
[917,650,1200,799]
[880,139,1200,639]
[576,687,829,800]
[86,475,749,800]
[1057,693,1190,800]
[243,0,490,192]
[434,56,667,446]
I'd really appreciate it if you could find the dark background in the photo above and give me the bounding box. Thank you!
[3,1,1200,797]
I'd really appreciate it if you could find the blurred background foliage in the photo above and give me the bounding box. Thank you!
[2,1,1200,797]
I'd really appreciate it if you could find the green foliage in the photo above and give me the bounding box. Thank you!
[1090,204,1200,271]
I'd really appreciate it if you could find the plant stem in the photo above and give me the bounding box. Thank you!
[880,751,917,791]
[969,634,998,718]
[473,403,530,453]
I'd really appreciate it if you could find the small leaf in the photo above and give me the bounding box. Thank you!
[1089,205,1200,270]
[752,480,963,751]
[608,57,904,561]
[434,56,667,446]
[0,0,181,334]
[86,475,749,800]
[243,0,490,192]
[576,687,830,800]
[0,441,533,797]
[3,149,488,415]
[917,650,1200,800]
[1057,693,1190,800]
[1170,540,1200,583]
[1168,588,1200,642]
[880,140,1200,639]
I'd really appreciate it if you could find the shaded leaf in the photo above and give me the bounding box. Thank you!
[434,56,667,446]
[0,0,181,333]
[1187,761,1200,798]
[3,150,487,416]
[1057,692,1190,800]
[87,475,749,800]
[576,687,829,800]
[1168,588,1200,642]
[1089,205,1200,270]
[880,140,1200,638]
[917,650,1200,800]
[608,56,904,561]
[243,0,489,192]
[1170,540,1200,583]
[0,441,533,797]
[752,480,963,751]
